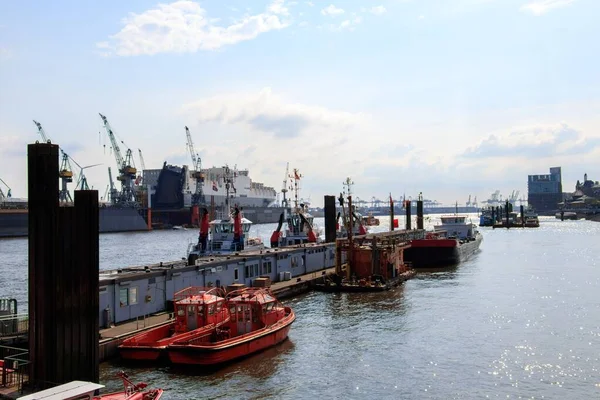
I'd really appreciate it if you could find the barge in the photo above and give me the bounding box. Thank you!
[405,214,482,268]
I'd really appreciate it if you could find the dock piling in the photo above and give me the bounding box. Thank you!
[28,142,100,389]
[416,194,424,230]
[405,200,412,230]
[324,195,336,243]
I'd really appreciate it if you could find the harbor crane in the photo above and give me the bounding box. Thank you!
[0,177,12,202]
[135,148,146,187]
[185,126,205,206]
[99,113,137,206]
[281,162,289,208]
[107,167,118,204]
[33,120,75,203]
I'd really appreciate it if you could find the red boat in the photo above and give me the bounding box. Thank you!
[118,287,229,361]
[166,288,295,366]
[94,371,163,399]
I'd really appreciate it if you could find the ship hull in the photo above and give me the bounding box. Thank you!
[0,207,148,238]
[405,234,482,268]
[167,311,295,366]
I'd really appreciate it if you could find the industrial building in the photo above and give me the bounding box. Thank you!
[527,167,563,213]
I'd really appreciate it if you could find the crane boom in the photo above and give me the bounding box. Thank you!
[99,113,125,169]
[0,177,11,200]
[33,120,50,142]
[185,126,197,165]
[138,149,146,171]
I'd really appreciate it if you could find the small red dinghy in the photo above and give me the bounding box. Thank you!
[167,288,295,366]
[118,287,229,361]
[94,371,163,400]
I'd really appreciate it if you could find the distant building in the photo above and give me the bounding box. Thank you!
[527,167,563,212]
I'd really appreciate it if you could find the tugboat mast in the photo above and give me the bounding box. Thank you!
[290,168,302,211]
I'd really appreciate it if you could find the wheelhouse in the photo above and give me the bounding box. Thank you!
[173,287,228,334]
[226,289,286,337]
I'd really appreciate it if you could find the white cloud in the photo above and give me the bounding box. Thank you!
[98,0,291,56]
[520,0,576,15]
[333,17,362,31]
[321,4,345,16]
[180,88,378,197]
[369,6,387,15]
[463,122,600,158]
[182,87,367,139]
[418,15,425,20]
[0,46,12,60]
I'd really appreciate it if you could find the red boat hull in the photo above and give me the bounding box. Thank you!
[167,312,295,366]
[119,322,175,361]
[119,318,229,361]
[94,389,163,399]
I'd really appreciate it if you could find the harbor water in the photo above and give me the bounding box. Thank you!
[1,215,600,399]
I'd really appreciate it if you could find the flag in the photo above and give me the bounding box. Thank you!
[212,181,218,191]
[294,170,300,180]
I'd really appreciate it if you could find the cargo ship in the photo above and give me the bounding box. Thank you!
[0,199,148,238]
[145,163,284,227]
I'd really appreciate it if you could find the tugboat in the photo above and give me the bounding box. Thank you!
[166,288,295,366]
[95,371,163,399]
[118,287,229,361]
[405,210,482,268]
[270,168,320,248]
[361,212,380,226]
[187,174,264,265]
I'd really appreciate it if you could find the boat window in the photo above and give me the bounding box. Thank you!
[187,305,195,316]
[208,304,216,315]
[177,306,185,317]
[216,301,223,313]
[242,223,251,233]
[230,305,236,317]
[237,306,244,322]
[198,306,204,318]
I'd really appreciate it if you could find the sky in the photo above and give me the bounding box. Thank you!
[1,0,599,207]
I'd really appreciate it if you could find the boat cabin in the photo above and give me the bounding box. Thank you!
[280,210,316,246]
[209,217,252,252]
[226,289,286,338]
[434,215,477,240]
[173,287,228,334]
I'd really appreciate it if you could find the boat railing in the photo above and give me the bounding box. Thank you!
[173,286,227,302]
[0,313,28,338]
[0,344,30,393]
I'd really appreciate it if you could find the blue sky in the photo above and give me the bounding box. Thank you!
[1,0,599,206]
